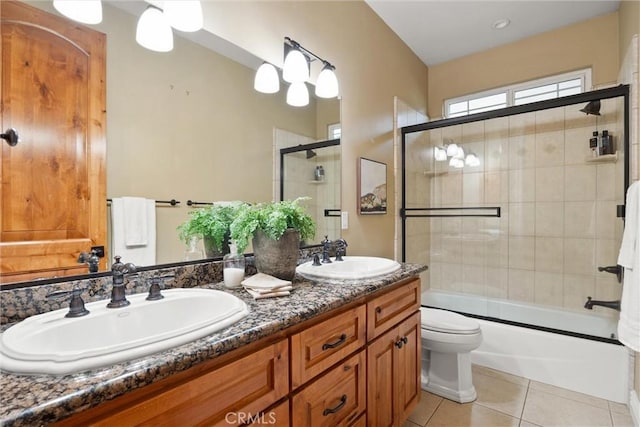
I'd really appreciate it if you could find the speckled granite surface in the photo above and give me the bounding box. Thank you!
[0,263,426,426]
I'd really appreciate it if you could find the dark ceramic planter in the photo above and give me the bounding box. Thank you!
[252,229,300,281]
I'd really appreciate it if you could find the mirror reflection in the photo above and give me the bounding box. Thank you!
[3,1,341,285]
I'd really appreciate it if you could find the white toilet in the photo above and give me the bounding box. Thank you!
[420,307,483,403]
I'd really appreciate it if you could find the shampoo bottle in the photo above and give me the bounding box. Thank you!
[601,130,613,155]
[589,131,599,157]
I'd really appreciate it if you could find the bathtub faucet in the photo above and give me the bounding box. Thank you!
[584,296,620,311]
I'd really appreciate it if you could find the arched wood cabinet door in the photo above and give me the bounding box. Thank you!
[0,1,106,283]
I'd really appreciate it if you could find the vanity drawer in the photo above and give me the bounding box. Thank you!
[292,350,366,426]
[367,279,420,341]
[291,304,366,389]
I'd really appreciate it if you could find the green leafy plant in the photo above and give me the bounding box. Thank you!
[177,203,245,253]
[230,198,316,254]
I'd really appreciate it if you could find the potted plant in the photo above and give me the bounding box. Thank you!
[230,198,316,280]
[177,203,245,258]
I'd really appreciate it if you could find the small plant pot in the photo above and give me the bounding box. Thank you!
[252,229,300,281]
[203,234,230,259]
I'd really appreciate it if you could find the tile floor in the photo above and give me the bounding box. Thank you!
[405,365,635,427]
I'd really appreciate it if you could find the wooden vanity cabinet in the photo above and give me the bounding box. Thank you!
[56,278,422,427]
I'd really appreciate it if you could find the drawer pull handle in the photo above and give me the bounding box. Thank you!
[395,336,409,349]
[322,333,347,350]
[323,394,347,416]
[376,307,382,314]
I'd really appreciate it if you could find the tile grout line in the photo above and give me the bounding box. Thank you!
[519,379,532,424]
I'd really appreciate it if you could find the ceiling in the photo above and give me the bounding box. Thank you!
[365,0,621,66]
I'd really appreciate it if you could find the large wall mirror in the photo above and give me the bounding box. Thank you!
[4,0,341,285]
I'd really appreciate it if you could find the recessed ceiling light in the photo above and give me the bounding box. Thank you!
[492,18,511,30]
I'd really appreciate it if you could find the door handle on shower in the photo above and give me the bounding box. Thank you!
[597,265,622,283]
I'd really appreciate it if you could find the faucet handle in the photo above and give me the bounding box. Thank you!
[46,288,90,318]
[146,275,174,301]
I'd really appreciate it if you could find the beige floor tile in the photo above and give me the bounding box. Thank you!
[404,421,422,427]
[473,369,528,418]
[611,411,634,427]
[609,401,631,415]
[472,364,530,387]
[522,388,613,427]
[519,421,542,427]
[408,391,444,426]
[529,380,609,410]
[426,400,519,427]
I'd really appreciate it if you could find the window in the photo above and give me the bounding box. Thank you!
[328,123,341,139]
[444,69,591,118]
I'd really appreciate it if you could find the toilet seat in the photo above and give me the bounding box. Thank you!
[420,307,480,335]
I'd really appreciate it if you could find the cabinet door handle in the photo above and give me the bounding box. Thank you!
[401,336,408,345]
[395,339,403,349]
[322,333,347,350]
[376,307,382,314]
[323,394,347,416]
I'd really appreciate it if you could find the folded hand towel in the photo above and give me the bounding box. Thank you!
[244,285,293,295]
[123,197,151,246]
[111,197,157,266]
[617,181,640,351]
[245,288,290,300]
[241,273,292,289]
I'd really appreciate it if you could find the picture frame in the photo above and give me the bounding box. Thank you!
[358,157,387,215]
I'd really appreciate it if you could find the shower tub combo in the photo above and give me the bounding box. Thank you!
[424,289,629,403]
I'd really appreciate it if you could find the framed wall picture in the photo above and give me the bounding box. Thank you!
[358,157,387,215]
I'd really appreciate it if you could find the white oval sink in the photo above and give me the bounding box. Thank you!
[0,288,249,375]
[296,256,401,280]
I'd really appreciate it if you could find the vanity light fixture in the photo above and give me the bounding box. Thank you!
[162,0,203,33]
[435,142,480,169]
[254,37,339,107]
[136,5,174,53]
[254,62,280,94]
[53,0,102,24]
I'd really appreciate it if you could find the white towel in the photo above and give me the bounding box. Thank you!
[617,181,640,351]
[111,197,157,266]
[123,197,149,246]
[242,273,292,299]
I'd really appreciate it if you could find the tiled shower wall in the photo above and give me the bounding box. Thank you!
[404,99,626,317]
[274,128,341,242]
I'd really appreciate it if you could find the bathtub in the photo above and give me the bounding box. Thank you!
[423,290,630,403]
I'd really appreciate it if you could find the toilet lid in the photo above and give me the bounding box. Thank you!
[420,307,480,334]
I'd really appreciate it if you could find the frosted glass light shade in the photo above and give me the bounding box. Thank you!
[163,1,203,32]
[446,143,459,157]
[434,146,448,161]
[53,0,102,24]
[465,153,480,167]
[136,6,173,53]
[286,82,309,107]
[254,63,280,94]
[283,49,309,83]
[449,157,464,168]
[315,65,339,98]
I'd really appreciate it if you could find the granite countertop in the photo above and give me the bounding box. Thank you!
[0,263,426,426]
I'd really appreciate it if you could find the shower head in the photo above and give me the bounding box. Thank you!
[580,100,601,116]
[306,149,317,159]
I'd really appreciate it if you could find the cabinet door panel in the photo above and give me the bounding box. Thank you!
[367,327,397,427]
[0,1,106,282]
[395,311,421,423]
